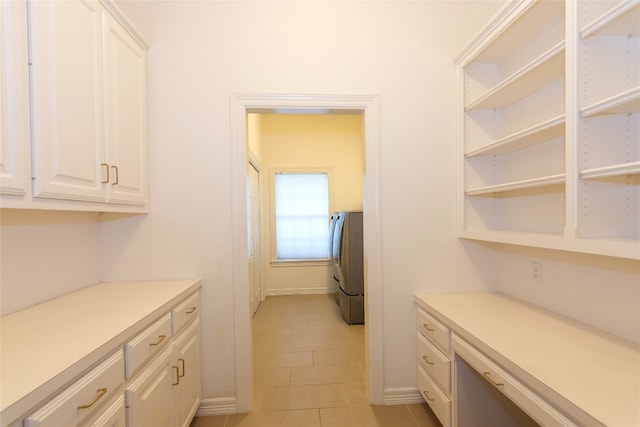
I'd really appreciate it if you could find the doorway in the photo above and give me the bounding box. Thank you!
[230,94,383,412]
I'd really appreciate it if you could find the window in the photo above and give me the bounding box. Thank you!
[274,172,329,260]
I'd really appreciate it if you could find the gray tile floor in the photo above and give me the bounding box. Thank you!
[191,294,441,426]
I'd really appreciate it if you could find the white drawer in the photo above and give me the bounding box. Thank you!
[172,292,200,333]
[417,332,451,394]
[86,394,126,427]
[417,307,450,354]
[24,351,124,427]
[125,313,172,378]
[453,335,577,427]
[418,365,451,427]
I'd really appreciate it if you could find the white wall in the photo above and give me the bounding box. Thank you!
[102,0,504,403]
[0,210,101,315]
[496,245,640,344]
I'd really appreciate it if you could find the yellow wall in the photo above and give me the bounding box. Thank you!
[257,113,364,295]
[247,113,262,162]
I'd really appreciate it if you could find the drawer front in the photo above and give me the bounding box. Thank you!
[417,308,450,354]
[125,313,172,378]
[453,335,577,427]
[25,350,124,427]
[417,332,451,394]
[86,394,126,427]
[418,365,451,427]
[172,292,200,333]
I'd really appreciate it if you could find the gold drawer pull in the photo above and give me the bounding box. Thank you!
[422,355,434,365]
[101,163,110,184]
[77,388,107,409]
[422,323,434,332]
[422,390,435,402]
[149,335,166,346]
[172,366,180,385]
[111,165,119,185]
[178,358,186,377]
[483,371,504,387]
[186,307,197,314]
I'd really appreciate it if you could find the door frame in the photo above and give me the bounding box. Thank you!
[247,156,263,316]
[230,93,384,412]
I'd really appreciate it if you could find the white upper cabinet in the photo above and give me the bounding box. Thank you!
[456,0,639,259]
[1,0,148,212]
[0,1,30,197]
[102,11,147,206]
[29,0,107,203]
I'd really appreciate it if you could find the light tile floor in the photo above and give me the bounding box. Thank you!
[191,294,441,427]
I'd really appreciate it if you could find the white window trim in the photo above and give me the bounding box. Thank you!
[269,167,334,263]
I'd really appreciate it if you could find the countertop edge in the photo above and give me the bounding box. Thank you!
[0,279,202,427]
[414,292,639,427]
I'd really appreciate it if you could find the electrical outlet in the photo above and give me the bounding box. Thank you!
[532,261,542,283]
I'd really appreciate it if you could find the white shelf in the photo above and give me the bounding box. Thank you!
[469,1,565,63]
[581,161,640,180]
[465,115,565,158]
[580,1,640,38]
[580,86,640,117]
[465,42,565,111]
[457,1,639,260]
[465,174,565,196]
[459,230,640,260]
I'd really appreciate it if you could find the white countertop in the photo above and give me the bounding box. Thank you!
[415,292,640,427]
[0,279,201,425]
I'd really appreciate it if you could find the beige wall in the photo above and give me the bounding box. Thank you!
[256,113,364,295]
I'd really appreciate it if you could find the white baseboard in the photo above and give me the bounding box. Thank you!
[265,286,337,296]
[196,388,422,417]
[196,397,237,416]
[383,387,424,405]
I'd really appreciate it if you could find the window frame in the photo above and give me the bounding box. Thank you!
[269,168,334,266]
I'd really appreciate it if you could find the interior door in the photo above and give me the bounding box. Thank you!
[247,162,262,316]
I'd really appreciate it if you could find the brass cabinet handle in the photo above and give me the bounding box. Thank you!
[422,390,435,402]
[101,163,110,184]
[483,371,504,387]
[77,388,107,409]
[422,323,435,332]
[178,358,186,377]
[111,165,119,185]
[422,355,434,365]
[186,307,197,314]
[172,366,180,385]
[149,335,166,346]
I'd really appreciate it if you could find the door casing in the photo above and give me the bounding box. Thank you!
[230,94,383,412]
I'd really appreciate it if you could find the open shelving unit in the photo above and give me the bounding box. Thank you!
[455,0,640,260]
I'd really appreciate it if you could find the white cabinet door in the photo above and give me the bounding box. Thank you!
[126,346,175,427]
[103,11,147,206]
[29,0,107,202]
[1,0,30,196]
[173,319,202,427]
[87,395,126,427]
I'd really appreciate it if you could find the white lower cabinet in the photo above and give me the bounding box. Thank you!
[172,320,202,427]
[8,282,202,427]
[415,293,640,427]
[416,302,575,427]
[416,307,452,427]
[125,318,201,427]
[453,335,575,427]
[125,346,175,427]
[24,351,125,427]
[87,395,126,427]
